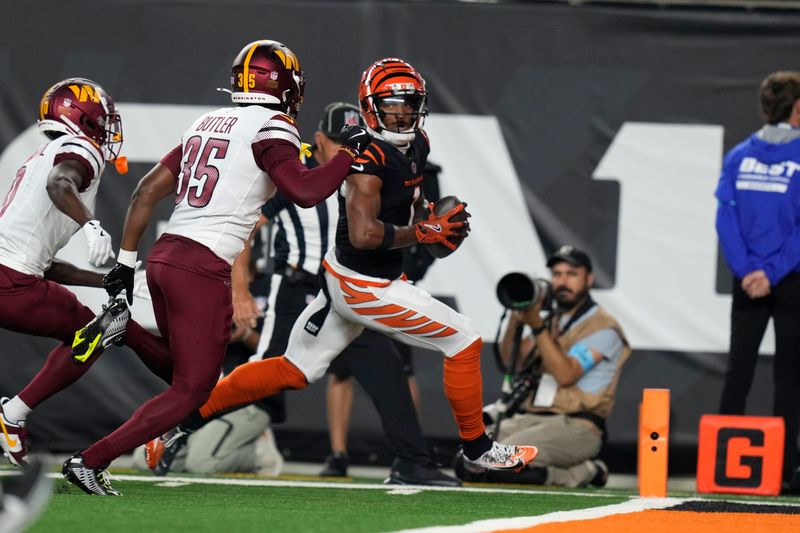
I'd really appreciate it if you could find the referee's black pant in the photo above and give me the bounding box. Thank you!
[260,271,431,466]
[720,272,800,481]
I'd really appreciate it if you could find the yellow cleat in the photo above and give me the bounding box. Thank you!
[71,298,130,364]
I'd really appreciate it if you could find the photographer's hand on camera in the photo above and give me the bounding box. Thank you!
[513,301,545,331]
[504,300,582,387]
[501,306,540,373]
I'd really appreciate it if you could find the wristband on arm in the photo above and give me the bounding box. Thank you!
[377,223,395,250]
[117,249,138,269]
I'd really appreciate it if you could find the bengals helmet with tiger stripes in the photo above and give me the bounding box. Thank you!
[359,58,428,146]
[229,40,305,118]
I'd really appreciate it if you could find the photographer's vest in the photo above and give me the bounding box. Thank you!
[523,306,631,420]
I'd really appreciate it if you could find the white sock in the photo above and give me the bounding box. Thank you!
[2,396,31,425]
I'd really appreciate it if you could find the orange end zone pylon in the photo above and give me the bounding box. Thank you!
[638,388,670,497]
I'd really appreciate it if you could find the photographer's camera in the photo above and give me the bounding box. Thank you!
[496,272,553,310]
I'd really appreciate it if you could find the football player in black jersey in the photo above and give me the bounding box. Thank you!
[156,58,539,476]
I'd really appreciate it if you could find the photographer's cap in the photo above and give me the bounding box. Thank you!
[318,102,363,141]
[547,245,593,272]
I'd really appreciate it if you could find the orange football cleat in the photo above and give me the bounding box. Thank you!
[460,442,538,474]
[144,436,164,470]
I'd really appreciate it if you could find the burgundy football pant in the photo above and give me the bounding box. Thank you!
[82,259,232,468]
[0,263,173,407]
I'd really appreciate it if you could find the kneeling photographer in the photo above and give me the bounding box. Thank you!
[459,246,630,487]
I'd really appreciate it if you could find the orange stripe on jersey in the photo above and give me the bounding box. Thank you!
[339,280,379,305]
[403,321,449,336]
[371,144,386,165]
[376,313,429,328]
[354,304,406,316]
[322,259,391,288]
[430,326,457,338]
[361,149,379,166]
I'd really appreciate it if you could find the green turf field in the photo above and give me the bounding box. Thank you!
[20,471,800,532]
[29,474,629,533]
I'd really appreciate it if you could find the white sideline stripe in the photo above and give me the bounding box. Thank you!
[35,471,800,510]
[12,472,620,498]
[109,474,621,498]
[388,497,686,533]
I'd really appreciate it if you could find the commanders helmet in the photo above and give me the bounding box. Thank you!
[359,58,427,145]
[38,78,123,161]
[230,40,305,118]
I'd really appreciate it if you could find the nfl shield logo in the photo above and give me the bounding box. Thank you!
[411,162,417,174]
[270,71,279,80]
[343,110,360,126]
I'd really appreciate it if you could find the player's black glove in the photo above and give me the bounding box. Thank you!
[103,263,135,305]
[338,125,372,158]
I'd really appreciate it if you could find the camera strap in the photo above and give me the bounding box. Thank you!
[556,295,596,335]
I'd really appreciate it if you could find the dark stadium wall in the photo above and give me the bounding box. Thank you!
[0,1,797,472]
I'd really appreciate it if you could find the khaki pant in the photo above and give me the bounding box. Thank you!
[497,412,602,487]
[132,406,282,475]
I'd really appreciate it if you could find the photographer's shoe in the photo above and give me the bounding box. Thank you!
[459,441,538,474]
[0,398,28,468]
[588,459,609,488]
[72,298,130,363]
[62,453,120,496]
[384,459,461,487]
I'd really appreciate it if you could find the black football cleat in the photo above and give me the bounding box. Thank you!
[62,453,120,496]
[319,452,349,477]
[72,298,130,363]
[384,459,462,487]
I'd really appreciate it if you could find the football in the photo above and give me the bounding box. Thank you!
[427,195,469,259]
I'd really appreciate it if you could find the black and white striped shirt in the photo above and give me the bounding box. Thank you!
[261,153,337,276]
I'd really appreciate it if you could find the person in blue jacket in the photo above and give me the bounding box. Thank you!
[716,70,800,494]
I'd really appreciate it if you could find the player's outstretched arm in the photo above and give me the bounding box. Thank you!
[44,260,104,287]
[258,126,372,208]
[104,163,176,304]
[46,160,115,267]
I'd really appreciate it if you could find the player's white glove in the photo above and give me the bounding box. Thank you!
[82,220,115,267]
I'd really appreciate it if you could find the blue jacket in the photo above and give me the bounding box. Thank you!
[715,131,800,285]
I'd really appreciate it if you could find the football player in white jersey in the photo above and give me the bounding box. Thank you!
[58,40,372,496]
[0,79,175,478]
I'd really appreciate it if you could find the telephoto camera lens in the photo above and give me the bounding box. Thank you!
[496,273,552,309]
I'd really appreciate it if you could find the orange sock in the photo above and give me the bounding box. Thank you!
[199,356,307,419]
[443,338,486,440]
